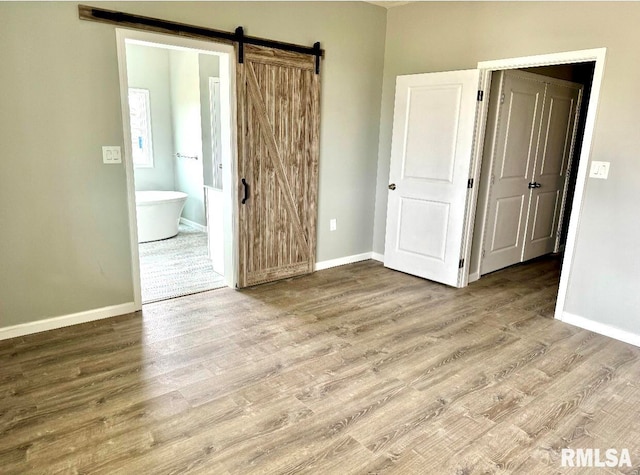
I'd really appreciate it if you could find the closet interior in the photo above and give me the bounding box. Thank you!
[471,63,595,277]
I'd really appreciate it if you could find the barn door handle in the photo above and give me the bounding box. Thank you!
[528,182,542,189]
[241,178,249,204]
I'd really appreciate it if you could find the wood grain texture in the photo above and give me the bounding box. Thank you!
[2,256,640,474]
[237,44,320,288]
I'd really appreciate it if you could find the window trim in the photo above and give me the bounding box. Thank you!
[128,87,154,169]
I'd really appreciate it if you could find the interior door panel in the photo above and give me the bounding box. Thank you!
[481,71,582,274]
[384,69,480,287]
[523,82,581,261]
[482,72,544,274]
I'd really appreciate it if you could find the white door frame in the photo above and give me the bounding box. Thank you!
[464,48,606,322]
[115,29,238,309]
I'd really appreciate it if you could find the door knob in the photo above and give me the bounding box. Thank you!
[388,183,396,190]
[528,182,541,189]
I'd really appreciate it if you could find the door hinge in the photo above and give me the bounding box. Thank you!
[477,90,484,102]
[467,178,474,189]
[482,249,486,259]
[500,93,505,105]
[459,258,465,269]
[491,174,495,185]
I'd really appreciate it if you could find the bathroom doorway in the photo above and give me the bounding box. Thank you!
[116,30,237,307]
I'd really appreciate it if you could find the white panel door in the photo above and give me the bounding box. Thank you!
[384,70,480,287]
[482,71,545,274]
[523,82,581,260]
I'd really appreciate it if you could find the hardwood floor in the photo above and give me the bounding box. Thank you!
[1,257,639,474]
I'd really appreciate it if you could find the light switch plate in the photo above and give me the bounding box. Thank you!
[589,161,610,179]
[102,146,122,164]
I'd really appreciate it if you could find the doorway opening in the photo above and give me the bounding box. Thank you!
[468,49,606,322]
[470,62,595,282]
[116,30,238,309]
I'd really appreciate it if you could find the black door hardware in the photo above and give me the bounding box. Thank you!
[242,178,249,204]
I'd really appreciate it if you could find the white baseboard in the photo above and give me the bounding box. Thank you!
[180,217,207,232]
[0,302,138,341]
[468,271,480,283]
[371,252,384,262]
[315,252,373,271]
[562,312,640,348]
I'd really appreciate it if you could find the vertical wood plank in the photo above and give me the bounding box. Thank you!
[237,45,320,287]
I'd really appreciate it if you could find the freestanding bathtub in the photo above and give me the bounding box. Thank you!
[135,191,188,243]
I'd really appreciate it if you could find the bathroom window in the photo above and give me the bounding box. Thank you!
[128,88,154,168]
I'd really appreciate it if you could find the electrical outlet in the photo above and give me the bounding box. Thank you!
[330,219,337,231]
[589,161,610,179]
[102,146,122,164]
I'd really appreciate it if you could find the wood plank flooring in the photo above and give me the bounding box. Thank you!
[1,257,639,474]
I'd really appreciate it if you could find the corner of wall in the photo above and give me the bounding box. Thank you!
[562,312,640,348]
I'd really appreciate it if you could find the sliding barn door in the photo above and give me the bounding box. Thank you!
[237,45,320,288]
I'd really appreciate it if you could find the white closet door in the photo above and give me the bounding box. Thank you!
[523,82,582,260]
[384,69,480,287]
[481,71,545,275]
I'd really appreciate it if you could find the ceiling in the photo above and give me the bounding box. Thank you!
[365,1,412,9]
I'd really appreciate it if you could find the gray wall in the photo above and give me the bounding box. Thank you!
[0,3,133,326]
[374,2,640,333]
[199,54,220,189]
[126,44,175,192]
[169,50,206,226]
[0,2,386,328]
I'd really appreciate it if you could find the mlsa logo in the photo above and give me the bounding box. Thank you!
[561,448,632,468]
